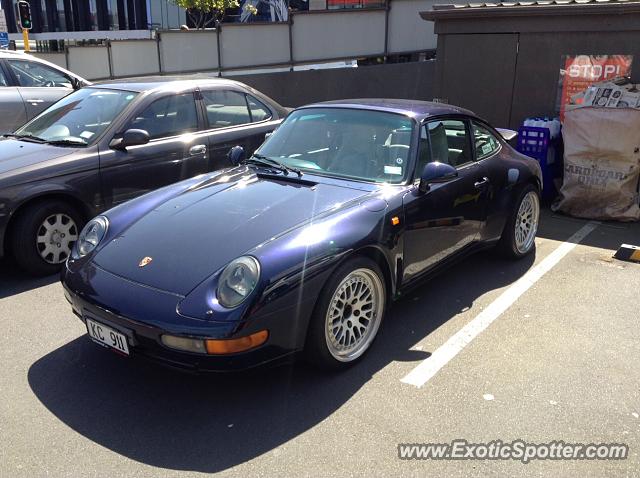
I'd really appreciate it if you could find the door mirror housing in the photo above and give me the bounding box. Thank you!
[110,129,150,151]
[418,161,458,193]
[71,77,83,90]
[227,145,246,165]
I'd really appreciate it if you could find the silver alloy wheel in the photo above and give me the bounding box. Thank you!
[325,268,385,362]
[36,213,79,264]
[514,190,540,254]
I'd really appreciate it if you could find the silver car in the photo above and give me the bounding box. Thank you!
[0,51,89,134]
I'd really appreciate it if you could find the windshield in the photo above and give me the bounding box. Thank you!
[15,88,138,146]
[256,107,415,184]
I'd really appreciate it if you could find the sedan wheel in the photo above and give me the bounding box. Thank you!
[10,199,84,276]
[36,213,79,264]
[306,257,386,369]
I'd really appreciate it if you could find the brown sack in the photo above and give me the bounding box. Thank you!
[552,108,640,221]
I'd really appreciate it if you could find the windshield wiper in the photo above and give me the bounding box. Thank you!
[2,133,47,143]
[44,139,88,147]
[245,153,303,177]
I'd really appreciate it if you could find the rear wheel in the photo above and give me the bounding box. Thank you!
[305,257,386,370]
[497,184,540,259]
[10,200,83,276]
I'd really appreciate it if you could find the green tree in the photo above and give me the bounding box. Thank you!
[170,0,240,29]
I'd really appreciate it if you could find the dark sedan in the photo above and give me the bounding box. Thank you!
[61,99,542,371]
[0,78,287,275]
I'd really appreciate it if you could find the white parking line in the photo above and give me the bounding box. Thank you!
[400,221,600,388]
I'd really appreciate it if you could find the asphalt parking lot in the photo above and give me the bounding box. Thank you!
[1,209,638,477]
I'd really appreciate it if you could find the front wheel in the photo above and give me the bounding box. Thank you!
[10,200,83,276]
[305,257,386,370]
[497,184,540,259]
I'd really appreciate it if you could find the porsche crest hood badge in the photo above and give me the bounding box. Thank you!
[138,256,153,268]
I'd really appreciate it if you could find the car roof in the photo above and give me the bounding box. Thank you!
[301,98,477,121]
[0,51,31,58]
[91,76,251,93]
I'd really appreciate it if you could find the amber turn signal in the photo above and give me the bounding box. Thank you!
[205,330,269,355]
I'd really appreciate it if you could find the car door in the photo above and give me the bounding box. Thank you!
[199,88,280,171]
[0,62,27,133]
[470,120,509,241]
[6,58,76,120]
[99,91,209,207]
[402,118,490,284]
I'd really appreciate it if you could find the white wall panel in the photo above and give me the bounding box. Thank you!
[110,40,160,77]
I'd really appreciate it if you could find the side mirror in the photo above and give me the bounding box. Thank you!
[418,161,458,193]
[110,129,150,150]
[227,145,246,165]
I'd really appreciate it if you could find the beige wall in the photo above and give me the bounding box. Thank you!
[110,41,160,78]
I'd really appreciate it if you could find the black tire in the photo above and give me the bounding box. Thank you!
[10,199,84,276]
[497,184,540,259]
[304,256,387,371]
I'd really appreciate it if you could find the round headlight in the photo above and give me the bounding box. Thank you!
[217,256,260,308]
[72,216,108,259]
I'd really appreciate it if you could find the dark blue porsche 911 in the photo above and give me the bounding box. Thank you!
[61,99,542,371]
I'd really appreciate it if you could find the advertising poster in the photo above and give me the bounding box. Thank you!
[557,54,633,120]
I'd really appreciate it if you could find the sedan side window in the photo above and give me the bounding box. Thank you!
[0,68,8,86]
[201,90,251,128]
[472,122,501,160]
[247,95,272,122]
[8,60,72,88]
[128,93,198,140]
[424,119,473,168]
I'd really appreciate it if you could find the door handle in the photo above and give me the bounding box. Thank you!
[189,144,207,156]
[474,177,490,189]
[28,99,45,104]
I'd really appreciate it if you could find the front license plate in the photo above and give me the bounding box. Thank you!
[85,318,130,355]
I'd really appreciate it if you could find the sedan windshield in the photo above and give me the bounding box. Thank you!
[15,88,138,146]
[255,107,414,184]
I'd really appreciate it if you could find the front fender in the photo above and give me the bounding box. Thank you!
[176,198,400,350]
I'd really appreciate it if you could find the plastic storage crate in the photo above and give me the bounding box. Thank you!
[517,126,559,201]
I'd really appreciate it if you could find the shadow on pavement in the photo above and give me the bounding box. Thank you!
[28,250,534,473]
[536,210,640,251]
[0,260,58,300]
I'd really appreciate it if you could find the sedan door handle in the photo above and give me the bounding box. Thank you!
[474,177,490,189]
[28,99,45,104]
[189,144,207,156]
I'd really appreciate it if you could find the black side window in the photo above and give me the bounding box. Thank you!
[472,122,501,160]
[422,119,473,169]
[201,90,251,128]
[128,93,198,140]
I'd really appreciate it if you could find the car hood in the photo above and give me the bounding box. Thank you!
[0,138,77,177]
[94,172,371,295]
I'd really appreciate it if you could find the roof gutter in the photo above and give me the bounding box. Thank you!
[420,1,640,20]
